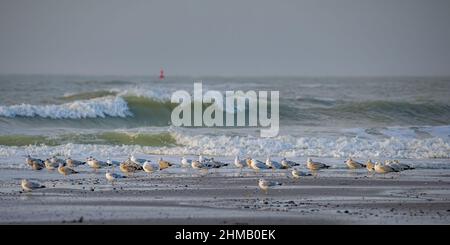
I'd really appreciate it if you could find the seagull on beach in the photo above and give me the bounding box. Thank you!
[119,159,143,175]
[385,160,414,171]
[258,179,282,194]
[203,158,228,168]
[191,160,205,169]
[366,159,375,172]
[86,157,109,170]
[21,179,45,192]
[105,170,126,184]
[281,157,300,168]
[266,156,285,169]
[234,156,245,169]
[345,158,366,169]
[44,159,59,170]
[291,169,312,179]
[25,155,44,170]
[374,161,398,174]
[245,157,253,168]
[250,158,269,170]
[306,158,330,171]
[143,160,160,173]
[58,163,79,176]
[158,157,173,170]
[49,156,64,165]
[106,158,120,166]
[66,157,85,168]
[130,155,146,165]
[181,156,192,168]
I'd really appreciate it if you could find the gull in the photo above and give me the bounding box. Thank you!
[234,156,245,169]
[191,160,205,169]
[106,158,120,166]
[386,160,414,171]
[58,163,79,176]
[366,159,375,172]
[266,156,285,169]
[143,160,160,173]
[198,154,213,163]
[21,179,45,192]
[86,156,108,170]
[66,157,85,168]
[250,158,269,170]
[119,159,143,175]
[281,157,299,168]
[25,155,40,167]
[105,170,126,184]
[158,157,173,170]
[31,160,45,170]
[203,158,228,169]
[130,155,146,165]
[44,159,59,170]
[374,162,398,174]
[181,156,192,168]
[25,155,44,170]
[258,179,282,194]
[291,169,312,179]
[245,157,253,168]
[306,158,330,171]
[345,158,366,169]
[49,156,64,165]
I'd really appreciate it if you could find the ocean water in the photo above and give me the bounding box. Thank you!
[1,75,450,167]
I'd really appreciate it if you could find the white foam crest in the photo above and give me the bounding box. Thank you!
[169,132,450,159]
[115,88,172,102]
[0,96,131,119]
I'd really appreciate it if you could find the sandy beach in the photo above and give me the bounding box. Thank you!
[1,156,449,225]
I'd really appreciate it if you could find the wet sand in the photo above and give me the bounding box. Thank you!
[1,164,450,224]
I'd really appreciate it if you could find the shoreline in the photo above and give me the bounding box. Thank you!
[1,159,450,224]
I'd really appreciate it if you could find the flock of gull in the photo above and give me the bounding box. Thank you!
[20,154,414,194]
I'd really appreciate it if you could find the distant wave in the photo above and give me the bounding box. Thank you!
[1,89,450,128]
[0,96,131,119]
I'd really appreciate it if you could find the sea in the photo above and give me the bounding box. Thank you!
[1,75,449,169]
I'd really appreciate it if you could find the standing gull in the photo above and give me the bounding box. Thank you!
[374,162,398,174]
[291,169,312,179]
[44,159,59,170]
[234,156,245,169]
[66,157,85,168]
[386,160,414,171]
[181,156,192,168]
[106,170,126,184]
[120,159,143,176]
[58,163,79,176]
[86,157,109,170]
[366,159,375,172]
[26,155,44,170]
[281,157,299,168]
[250,158,269,171]
[158,157,173,170]
[345,158,366,169]
[266,157,285,170]
[306,158,330,171]
[21,179,45,192]
[258,179,282,194]
[191,160,205,169]
[143,160,160,173]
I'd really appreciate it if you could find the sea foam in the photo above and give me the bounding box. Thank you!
[0,96,132,119]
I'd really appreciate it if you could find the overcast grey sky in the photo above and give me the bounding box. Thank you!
[0,0,449,76]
